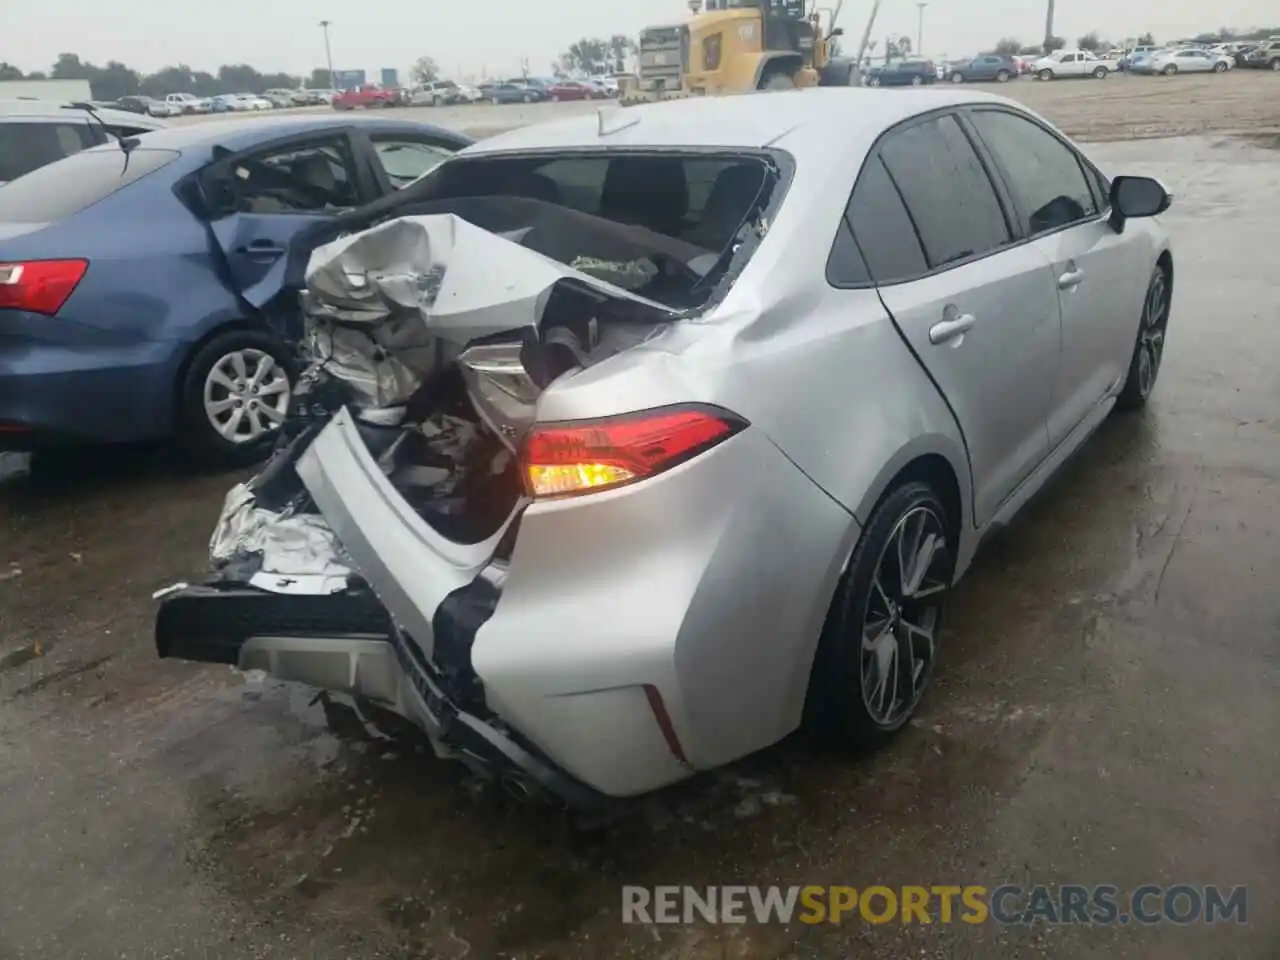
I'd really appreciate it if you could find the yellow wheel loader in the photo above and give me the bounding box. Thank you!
[619,0,850,103]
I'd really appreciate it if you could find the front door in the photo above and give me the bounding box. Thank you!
[964,107,1148,446]
[852,113,1060,526]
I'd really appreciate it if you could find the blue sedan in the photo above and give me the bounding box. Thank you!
[0,115,470,464]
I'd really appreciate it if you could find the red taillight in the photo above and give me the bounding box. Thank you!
[520,403,747,499]
[0,260,88,315]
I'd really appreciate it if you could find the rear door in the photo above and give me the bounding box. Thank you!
[201,130,377,310]
[857,112,1060,527]
[964,107,1147,446]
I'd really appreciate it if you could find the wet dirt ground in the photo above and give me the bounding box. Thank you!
[2,94,1279,959]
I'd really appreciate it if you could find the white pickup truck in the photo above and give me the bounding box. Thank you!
[1032,49,1121,79]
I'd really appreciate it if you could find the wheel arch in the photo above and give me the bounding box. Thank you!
[753,53,804,89]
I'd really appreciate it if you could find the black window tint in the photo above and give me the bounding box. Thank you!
[846,155,927,283]
[878,114,1009,269]
[0,121,96,181]
[967,109,1097,235]
[825,215,871,285]
[0,147,178,221]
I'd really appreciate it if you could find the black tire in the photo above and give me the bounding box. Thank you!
[1038,68,1054,81]
[523,93,533,103]
[176,328,297,467]
[1163,64,1177,76]
[433,95,443,106]
[1116,264,1171,411]
[996,70,1011,82]
[1092,66,1108,79]
[910,75,923,86]
[1213,61,1228,73]
[1270,59,1280,71]
[761,71,796,90]
[950,72,964,84]
[805,481,956,745]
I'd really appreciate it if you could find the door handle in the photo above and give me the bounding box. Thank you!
[238,240,286,258]
[1058,268,1084,289]
[929,312,976,345]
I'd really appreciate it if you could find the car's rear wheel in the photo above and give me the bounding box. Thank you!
[806,481,955,744]
[1092,66,1108,78]
[950,72,964,83]
[1163,64,1177,75]
[868,74,882,87]
[1270,58,1280,71]
[1117,265,1171,410]
[178,329,295,467]
[996,69,1011,82]
[1213,61,1228,73]
[910,75,923,86]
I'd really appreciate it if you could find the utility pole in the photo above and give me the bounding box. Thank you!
[916,2,928,56]
[1043,0,1056,53]
[319,20,335,87]
[850,0,883,85]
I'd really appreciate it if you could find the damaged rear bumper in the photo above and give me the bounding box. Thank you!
[155,585,606,808]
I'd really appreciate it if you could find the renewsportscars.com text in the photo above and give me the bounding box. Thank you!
[622,884,1248,926]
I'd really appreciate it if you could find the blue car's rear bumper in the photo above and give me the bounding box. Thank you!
[0,311,180,448]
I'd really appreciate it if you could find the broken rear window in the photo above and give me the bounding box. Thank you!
[373,150,786,311]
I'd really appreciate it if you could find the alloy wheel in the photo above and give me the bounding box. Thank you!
[202,348,291,444]
[859,505,950,727]
[1135,270,1169,399]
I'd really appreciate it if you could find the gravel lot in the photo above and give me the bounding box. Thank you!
[2,71,1278,960]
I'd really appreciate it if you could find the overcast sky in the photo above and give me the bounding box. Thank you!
[2,0,1274,80]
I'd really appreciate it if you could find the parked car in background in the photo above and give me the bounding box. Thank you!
[454,84,485,103]
[1033,49,1120,79]
[332,85,400,110]
[547,79,607,100]
[592,75,621,95]
[478,81,545,103]
[411,80,464,106]
[0,115,472,465]
[301,88,338,105]
[115,95,180,117]
[507,76,556,98]
[207,94,241,113]
[165,93,210,115]
[0,100,166,185]
[1243,40,1280,70]
[1134,48,1232,75]
[1120,44,1160,70]
[866,58,938,86]
[235,93,275,111]
[945,54,1018,83]
[262,89,298,109]
[152,88,1175,804]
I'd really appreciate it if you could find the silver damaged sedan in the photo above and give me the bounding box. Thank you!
[156,88,1174,804]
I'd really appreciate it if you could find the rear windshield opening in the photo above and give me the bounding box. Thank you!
[385,151,784,311]
[0,147,179,222]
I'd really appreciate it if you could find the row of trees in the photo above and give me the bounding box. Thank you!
[0,53,333,101]
[990,24,1279,59]
[557,36,638,75]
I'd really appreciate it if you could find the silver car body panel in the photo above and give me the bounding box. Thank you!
[177,88,1171,797]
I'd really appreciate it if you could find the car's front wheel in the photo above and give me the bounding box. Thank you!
[806,481,955,744]
[1163,64,1178,75]
[1117,264,1171,410]
[1038,68,1054,80]
[178,329,295,466]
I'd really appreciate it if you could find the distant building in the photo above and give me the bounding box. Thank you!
[0,78,93,101]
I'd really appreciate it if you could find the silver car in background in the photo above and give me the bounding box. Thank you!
[156,88,1173,804]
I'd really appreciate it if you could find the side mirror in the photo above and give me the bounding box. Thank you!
[1108,175,1172,233]
[829,26,845,37]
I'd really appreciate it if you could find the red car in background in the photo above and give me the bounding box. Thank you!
[546,80,607,101]
[332,85,400,110]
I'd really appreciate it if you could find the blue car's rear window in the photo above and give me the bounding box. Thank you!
[0,147,179,223]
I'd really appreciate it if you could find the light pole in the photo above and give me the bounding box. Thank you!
[916,1,928,56]
[319,20,335,87]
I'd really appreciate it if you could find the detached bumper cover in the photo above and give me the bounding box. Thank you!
[155,585,605,808]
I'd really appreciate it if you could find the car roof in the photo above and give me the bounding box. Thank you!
[132,114,470,151]
[0,100,167,129]
[464,87,1027,156]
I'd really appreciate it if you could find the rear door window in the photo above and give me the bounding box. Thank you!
[209,136,359,214]
[836,154,928,284]
[0,147,179,221]
[0,121,97,182]
[877,113,1010,269]
[370,137,457,189]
